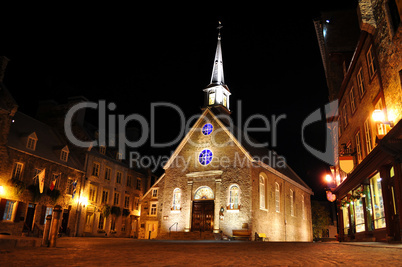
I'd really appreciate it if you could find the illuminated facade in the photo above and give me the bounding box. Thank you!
[314,1,402,242]
[139,27,313,241]
[0,63,84,236]
[0,63,151,238]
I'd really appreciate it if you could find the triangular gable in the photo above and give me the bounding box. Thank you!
[62,145,69,152]
[163,108,313,195]
[28,132,38,140]
[141,174,165,201]
[163,108,253,170]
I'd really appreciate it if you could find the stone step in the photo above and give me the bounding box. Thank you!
[159,231,218,240]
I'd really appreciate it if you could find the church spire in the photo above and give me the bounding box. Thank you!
[210,21,225,85]
[203,21,231,115]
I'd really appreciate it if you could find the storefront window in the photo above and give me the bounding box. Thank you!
[354,198,365,233]
[370,173,386,229]
[342,201,350,235]
[364,184,374,231]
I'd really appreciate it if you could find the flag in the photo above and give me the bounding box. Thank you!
[37,169,46,194]
[71,180,77,199]
[50,173,59,191]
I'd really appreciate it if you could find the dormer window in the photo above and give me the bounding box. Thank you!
[60,146,69,162]
[26,132,38,150]
[116,152,122,161]
[99,146,106,155]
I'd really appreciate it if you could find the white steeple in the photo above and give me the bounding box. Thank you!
[203,21,231,115]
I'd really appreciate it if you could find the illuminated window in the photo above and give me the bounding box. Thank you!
[105,167,111,181]
[98,213,105,230]
[194,186,214,200]
[66,178,74,195]
[116,171,122,184]
[223,94,227,107]
[12,162,24,180]
[290,189,295,217]
[374,100,386,135]
[101,189,109,204]
[172,188,181,211]
[367,45,377,79]
[354,196,365,233]
[150,202,157,216]
[152,188,158,198]
[202,123,213,135]
[89,184,97,202]
[199,149,213,165]
[92,162,100,177]
[114,192,120,205]
[124,195,130,209]
[2,200,15,221]
[364,118,373,153]
[209,92,215,105]
[275,182,280,213]
[60,146,69,162]
[99,146,106,155]
[357,68,365,97]
[355,131,362,163]
[259,175,266,210]
[370,173,386,229]
[228,185,239,210]
[26,132,37,150]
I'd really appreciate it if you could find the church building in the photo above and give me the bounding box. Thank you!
[139,24,313,241]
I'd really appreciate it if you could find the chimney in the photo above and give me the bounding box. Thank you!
[0,56,10,83]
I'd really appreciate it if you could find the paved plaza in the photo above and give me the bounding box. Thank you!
[1,237,402,266]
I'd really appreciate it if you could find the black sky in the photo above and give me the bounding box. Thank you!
[2,1,358,200]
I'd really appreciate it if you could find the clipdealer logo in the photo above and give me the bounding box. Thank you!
[64,99,338,171]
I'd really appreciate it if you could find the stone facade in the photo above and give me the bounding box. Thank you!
[140,109,313,241]
[315,2,402,242]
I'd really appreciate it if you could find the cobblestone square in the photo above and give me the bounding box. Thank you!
[1,238,402,266]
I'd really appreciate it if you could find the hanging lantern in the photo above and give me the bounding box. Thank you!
[326,190,336,202]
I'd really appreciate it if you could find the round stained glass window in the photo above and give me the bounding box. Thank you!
[202,123,213,135]
[199,149,213,165]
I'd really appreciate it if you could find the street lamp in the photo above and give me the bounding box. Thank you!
[372,109,394,127]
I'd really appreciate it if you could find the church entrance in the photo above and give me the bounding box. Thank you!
[191,200,214,232]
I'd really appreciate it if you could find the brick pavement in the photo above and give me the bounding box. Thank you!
[1,237,402,266]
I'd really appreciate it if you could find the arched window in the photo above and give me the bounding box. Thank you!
[172,188,181,211]
[194,186,214,200]
[259,175,266,210]
[228,185,239,210]
[275,182,280,213]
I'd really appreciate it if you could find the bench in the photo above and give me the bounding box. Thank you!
[255,232,268,241]
[231,229,252,241]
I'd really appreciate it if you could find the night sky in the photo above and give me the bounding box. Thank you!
[2,1,358,200]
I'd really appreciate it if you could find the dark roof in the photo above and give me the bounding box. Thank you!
[8,112,83,171]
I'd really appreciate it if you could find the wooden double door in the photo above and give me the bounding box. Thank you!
[191,200,214,232]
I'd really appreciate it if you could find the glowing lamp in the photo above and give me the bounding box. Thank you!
[0,186,4,195]
[325,174,333,183]
[372,109,385,122]
[77,196,88,207]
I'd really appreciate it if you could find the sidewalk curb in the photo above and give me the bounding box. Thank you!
[339,242,402,249]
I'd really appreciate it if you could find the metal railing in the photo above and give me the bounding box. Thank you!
[169,222,178,237]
